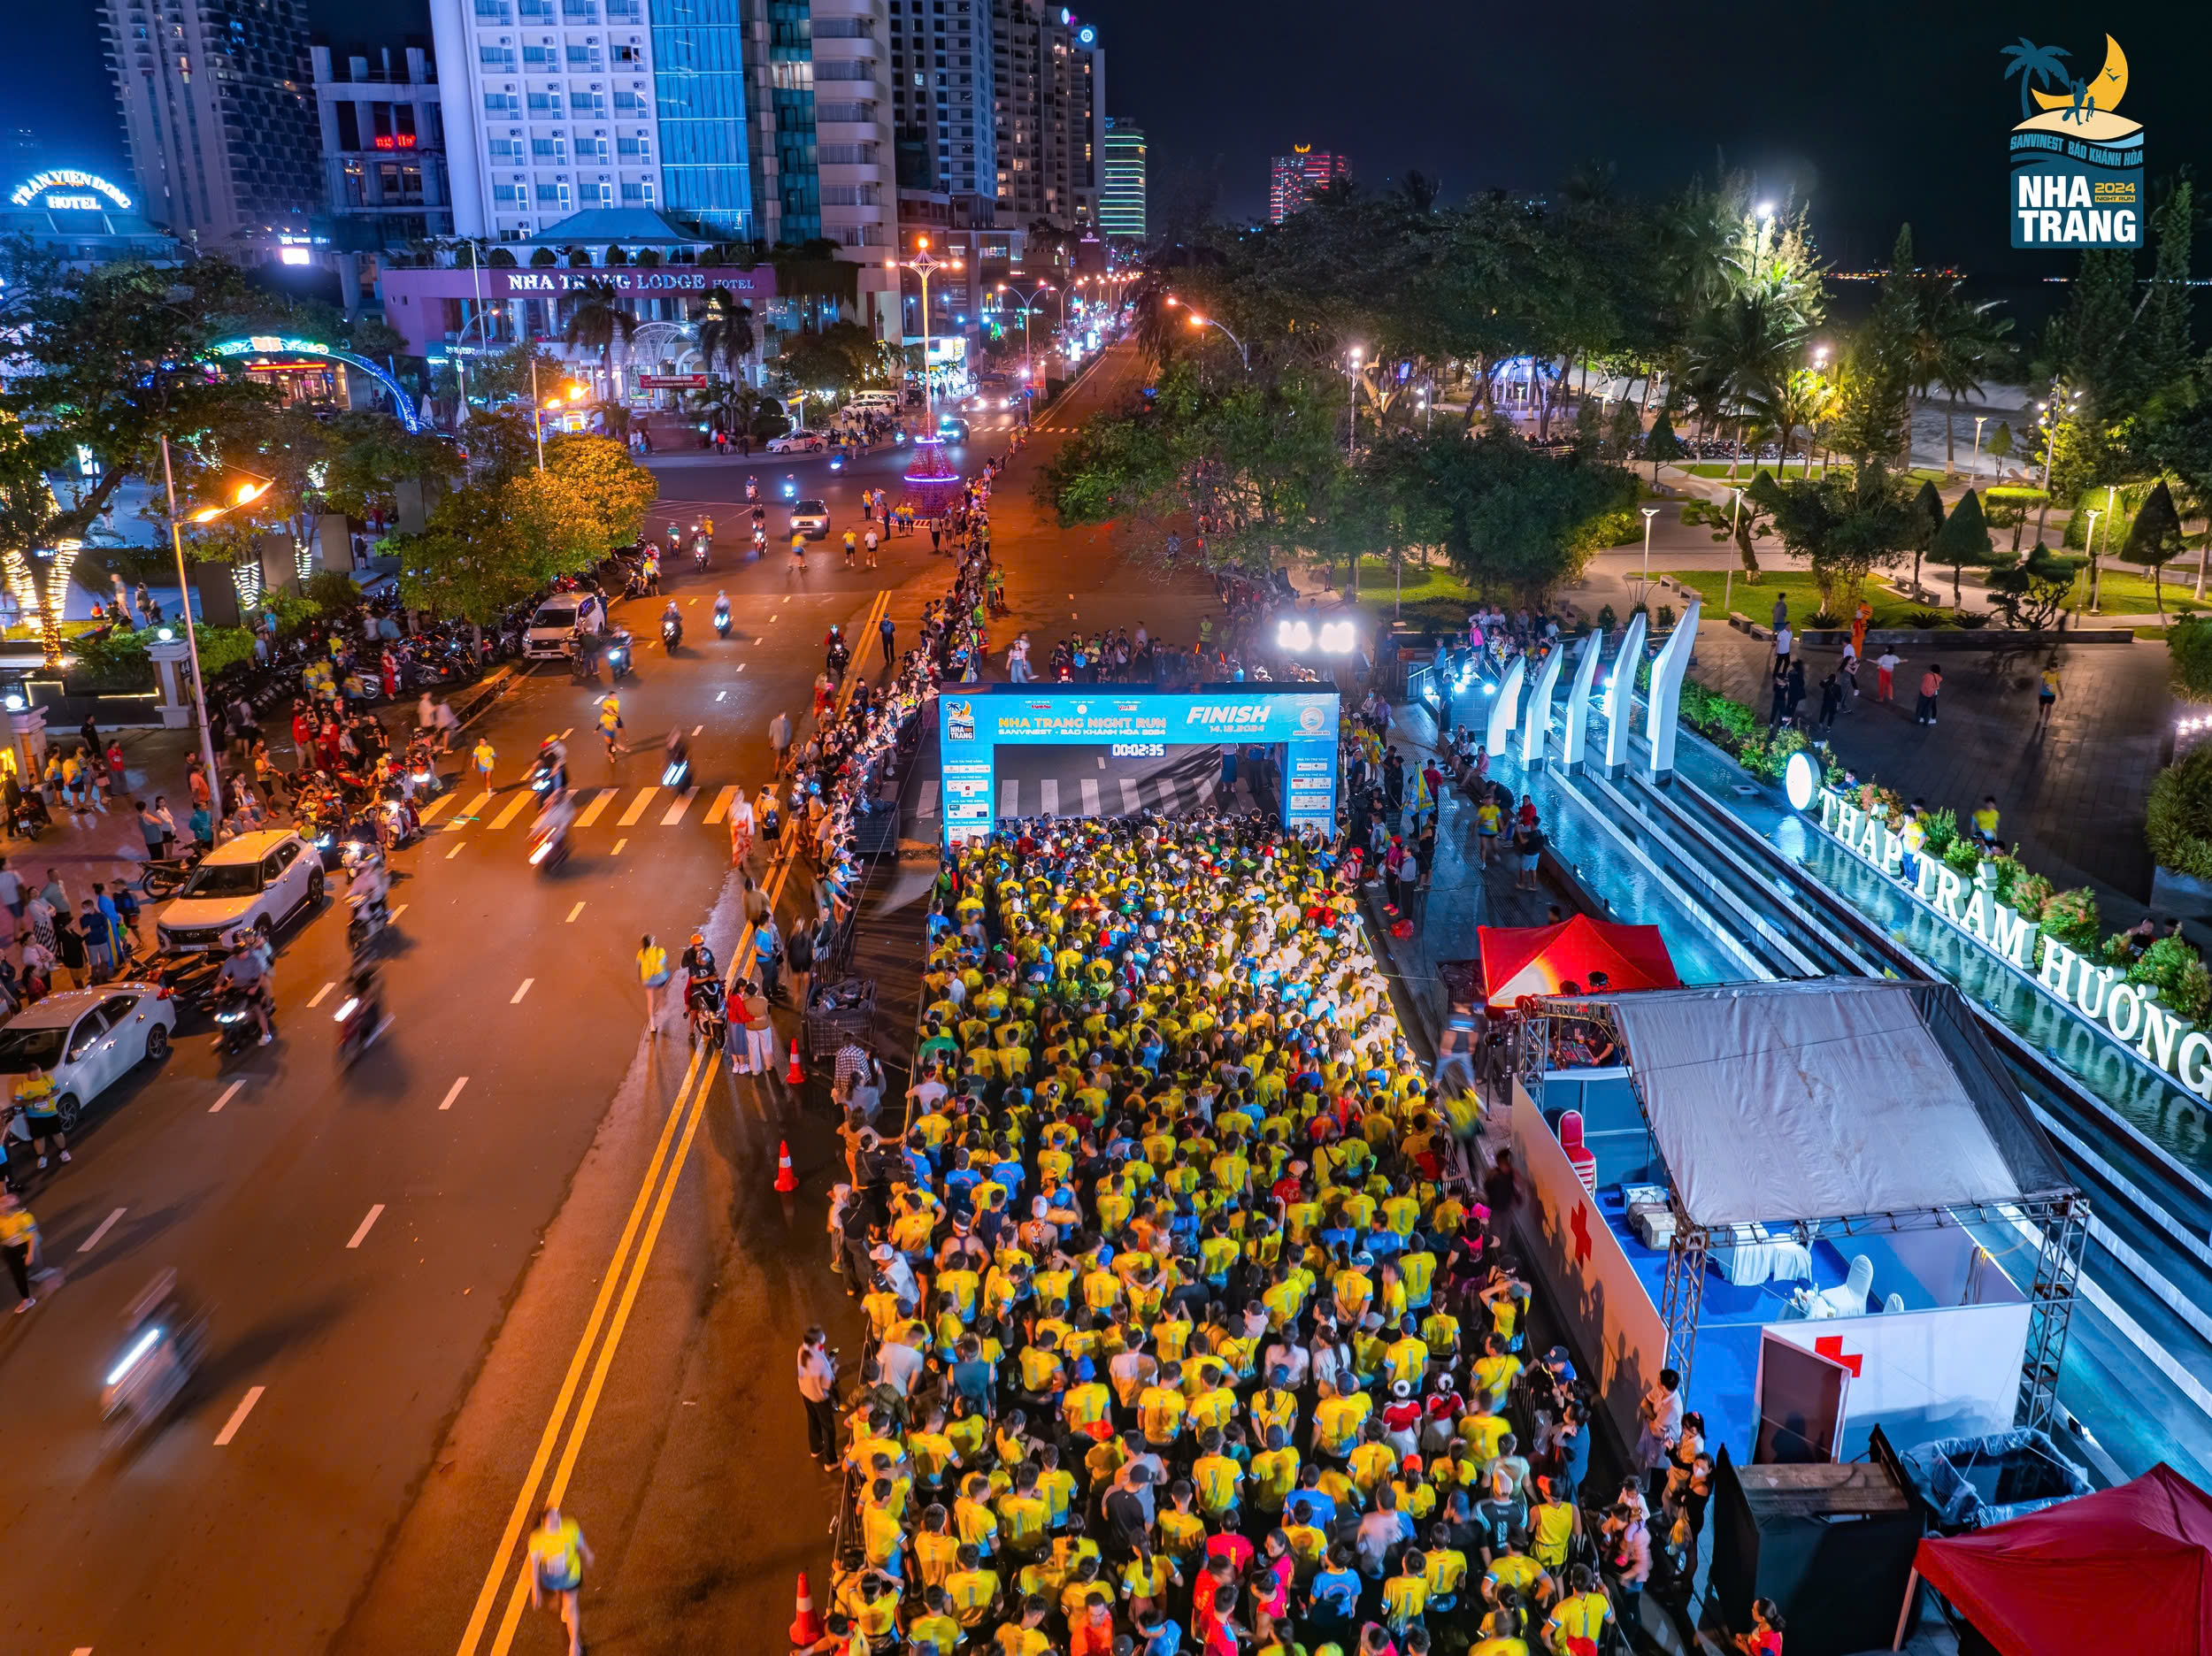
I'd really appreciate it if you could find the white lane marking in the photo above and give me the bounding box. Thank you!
[1118,778,1141,814]
[612,837,627,855]
[511,978,534,1004]
[448,789,492,830]
[1000,778,1019,816]
[446,840,466,860]
[419,794,458,824]
[576,787,618,826]
[389,904,407,921]
[345,1205,385,1249]
[73,1647,92,1655]
[488,791,533,830]
[565,901,586,924]
[212,1386,265,1445]
[211,1082,243,1115]
[715,690,726,702]
[1081,778,1101,816]
[660,788,697,826]
[918,779,939,818]
[705,786,737,824]
[618,787,657,826]
[308,981,335,1008]
[437,1076,469,1112]
[1041,778,1059,816]
[691,724,704,737]
[78,1208,126,1254]
[736,662,747,672]
[558,727,573,741]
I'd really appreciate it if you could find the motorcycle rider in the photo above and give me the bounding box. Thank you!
[660,599,683,650]
[217,927,275,1046]
[605,623,633,680]
[680,930,718,998]
[745,476,759,502]
[750,524,767,557]
[531,783,576,866]
[533,735,571,796]
[641,544,662,596]
[663,726,691,785]
[713,590,733,633]
[825,625,850,679]
[347,845,389,932]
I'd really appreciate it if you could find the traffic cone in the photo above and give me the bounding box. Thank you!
[774,1140,798,1193]
[788,1569,825,1646]
[785,1038,806,1085]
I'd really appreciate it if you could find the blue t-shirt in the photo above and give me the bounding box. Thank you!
[950,1357,993,1404]
[1140,1619,1183,1656]
[1312,1568,1361,1617]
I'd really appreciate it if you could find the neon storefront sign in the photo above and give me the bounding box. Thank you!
[10,169,134,212]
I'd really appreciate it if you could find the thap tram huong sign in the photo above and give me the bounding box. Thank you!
[1816,784,2212,1098]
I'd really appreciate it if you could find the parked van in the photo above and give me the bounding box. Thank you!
[525,593,586,660]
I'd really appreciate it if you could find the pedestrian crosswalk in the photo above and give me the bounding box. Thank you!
[916,770,1258,821]
[399,780,733,843]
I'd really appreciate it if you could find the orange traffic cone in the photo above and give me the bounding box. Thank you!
[785,1038,806,1085]
[788,1569,825,1646]
[774,1140,798,1193]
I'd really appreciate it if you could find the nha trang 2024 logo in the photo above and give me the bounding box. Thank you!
[2003,33,2143,249]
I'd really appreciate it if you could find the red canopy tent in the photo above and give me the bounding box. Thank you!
[1912,1464,2212,1656]
[1475,915,1679,1010]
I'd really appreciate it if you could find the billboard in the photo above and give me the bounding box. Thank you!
[936,685,1340,843]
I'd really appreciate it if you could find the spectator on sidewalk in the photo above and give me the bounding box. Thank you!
[1916,663,1943,726]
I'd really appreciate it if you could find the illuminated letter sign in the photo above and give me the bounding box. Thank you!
[10,169,134,211]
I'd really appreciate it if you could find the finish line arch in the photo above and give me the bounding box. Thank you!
[209,335,427,432]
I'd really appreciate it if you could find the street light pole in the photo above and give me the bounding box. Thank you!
[1346,348,1363,462]
[1640,505,1660,609]
[531,355,546,472]
[160,433,265,803]
[997,280,1053,401]
[1971,414,1988,479]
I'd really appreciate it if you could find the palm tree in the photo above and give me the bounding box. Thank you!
[1690,281,1814,478]
[1906,274,2015,474]
[693,289,757,384]
[561,279,640,401]
[2001,39,2073,119]
[1743,366,1836,478]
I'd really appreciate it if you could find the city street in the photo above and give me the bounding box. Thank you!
[0,347,1151,1653]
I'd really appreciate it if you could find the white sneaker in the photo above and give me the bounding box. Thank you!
[258,1031,273,1046]
[35,1156,46,1169]
[13,1297,32,1314]
[58,1151,69,1163]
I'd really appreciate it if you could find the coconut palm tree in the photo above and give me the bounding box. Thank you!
[561,279,640,401]
[693,289,757,384]
[1690,280,1815,477]
[2001,39,2073,119]
[1906,275,2015,475]
[1743,366,1837,478]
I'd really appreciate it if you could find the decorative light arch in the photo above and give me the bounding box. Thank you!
[208,335,427,432]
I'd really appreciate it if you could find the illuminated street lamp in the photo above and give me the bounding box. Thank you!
[1183,310,1248,372]
[997,279,1054,400]
[1640,506,1660,609]
[1346,347,1363,461]
[528,356,585,472]
[890,239,967,498]
[1971,413,1989,479]
[159,433,269,792]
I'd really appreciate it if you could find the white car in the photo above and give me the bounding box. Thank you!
[525,593,588,661]
[0,985,177,1131]
[788,499,831,539]
[767,430,827,454]
[155,830,326,954]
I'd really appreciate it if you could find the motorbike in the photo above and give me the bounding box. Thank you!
[140,847,205,900]
[826,641,851,681]
[211,985,264,1063]
[714,606,732,638]
[693,534,710,569]
[686,976,727,1051]
[101,1276,211,1452]
[780,474,798,499]
[607,639,632,682]
[345,893,387,957]
[745,476,759,502]
[750,530,767,559]
[334,973,387,1066]
[828,453,846,473]
[526,817,569,871]
[661,615,682,653]
[663,750,692,790]
[529,755,567,801]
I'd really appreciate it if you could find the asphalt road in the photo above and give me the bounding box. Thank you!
[0,350,1171,1653]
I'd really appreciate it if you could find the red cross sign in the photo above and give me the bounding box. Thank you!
[1814,1334,1864,1377]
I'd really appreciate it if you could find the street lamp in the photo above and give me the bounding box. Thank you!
[1640,506,1660,608]
[997,280,1054,402]
[158,433,269,801]
[889,238,965,434]
[1971,413,1989,479]
[528,357,586,472]
[1346,347,1363,461]
[2033,387,2079,546]
[1184,311,1249,372]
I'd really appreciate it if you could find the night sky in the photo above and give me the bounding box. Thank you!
[12,2,2209,319]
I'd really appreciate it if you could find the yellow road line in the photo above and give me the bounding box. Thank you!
[458,585,886,1656]
[451,1046,706,1656]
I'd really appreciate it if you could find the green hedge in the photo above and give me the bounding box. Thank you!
[2148,746,2212,881]
[67,590,322,693]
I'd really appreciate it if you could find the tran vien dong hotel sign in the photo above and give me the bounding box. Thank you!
[1815,785,2212,1096]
